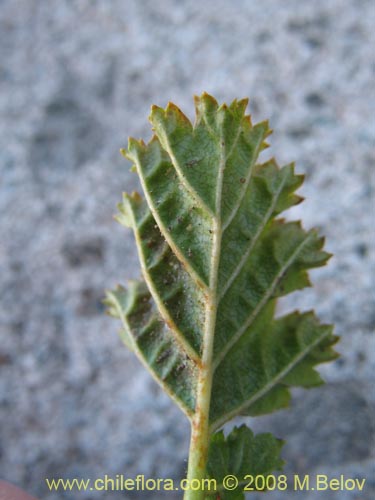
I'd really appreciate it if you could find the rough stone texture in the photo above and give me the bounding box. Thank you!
[0,0,374,499]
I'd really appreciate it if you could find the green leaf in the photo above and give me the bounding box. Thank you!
[104,280,197,416]
[206,425,284,499]
[106,93,337,494]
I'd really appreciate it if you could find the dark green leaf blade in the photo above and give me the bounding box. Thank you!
[149,95,271,220]
[206,425,284,499]
[210,308,338,428]
[218,159,304,294]
[116,191,205,357]
[125,136,213,287]
[105,281,198,416]
[214,221,331,362]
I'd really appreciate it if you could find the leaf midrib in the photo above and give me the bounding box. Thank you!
[199,124,226,390]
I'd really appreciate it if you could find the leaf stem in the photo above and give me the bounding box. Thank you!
[184,363,213,500]
[185,260,219,499]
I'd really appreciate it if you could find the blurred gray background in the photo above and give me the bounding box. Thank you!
[1,0,374,499]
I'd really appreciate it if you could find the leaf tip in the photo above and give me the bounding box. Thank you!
[149,104,165,125]
[194,92,219,120]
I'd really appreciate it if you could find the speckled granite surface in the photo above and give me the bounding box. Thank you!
[1,1,374,498]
